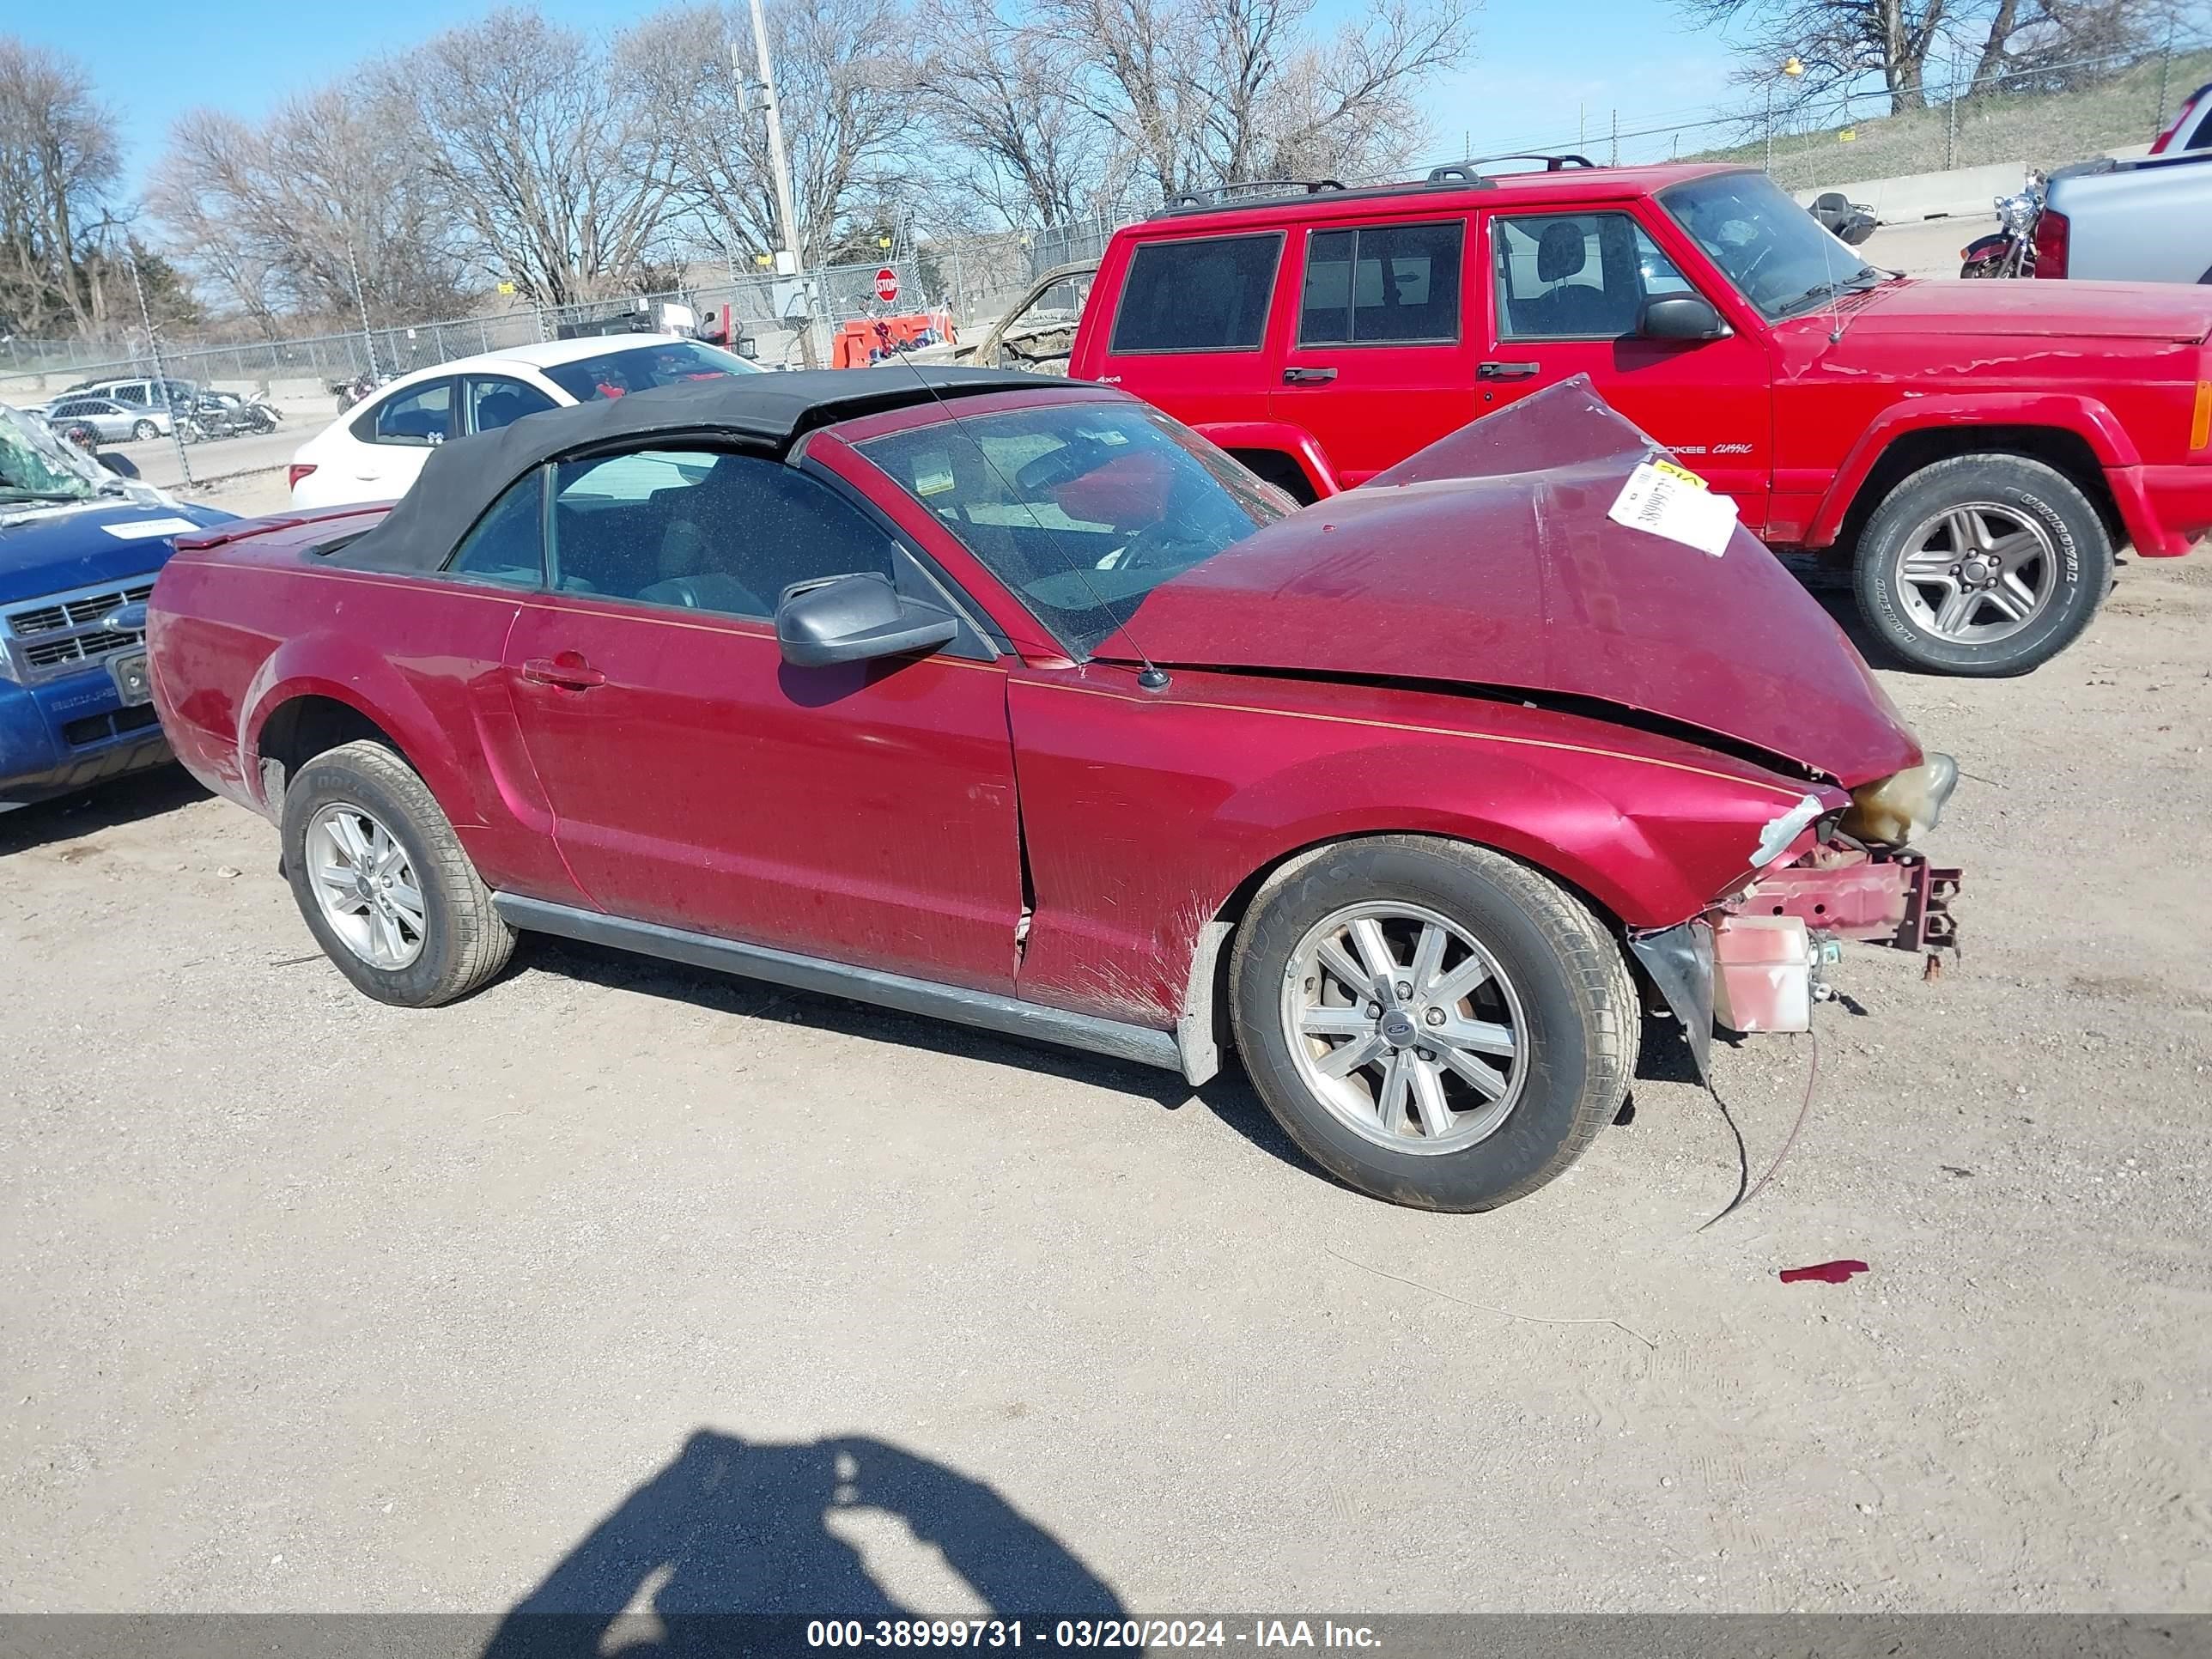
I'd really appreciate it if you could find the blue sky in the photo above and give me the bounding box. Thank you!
[23,0,1752,198]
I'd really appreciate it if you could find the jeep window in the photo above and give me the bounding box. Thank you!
[861,402,1290,655]
[1661,172,1880,319]
[1492,213,1695,340]
[1109,234,1284,355]
[1299,221,1464,346]
[356,379,456,447]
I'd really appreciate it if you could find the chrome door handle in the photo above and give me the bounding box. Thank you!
[520,656,605,690]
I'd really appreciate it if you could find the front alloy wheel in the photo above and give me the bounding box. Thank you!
[1231,836,1638,1212]
[1852,453,2112,677]
[1891,502,2057,647]
[1279,902,1528,1153]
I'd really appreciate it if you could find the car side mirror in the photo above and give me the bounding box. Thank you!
[775,571,958,667]
[1637,294,1730,343]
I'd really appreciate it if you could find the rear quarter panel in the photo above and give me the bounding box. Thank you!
[1006,664,1835,1027]
[149,533,577,902]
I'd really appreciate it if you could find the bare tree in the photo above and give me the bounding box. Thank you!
[0,36,125,337]
[913,0,1125,226]
[619,0,920,270]
[392,9,679,304]
[150,88,471,332]
[1030,0,1473,198]
[1681,0,2157,112]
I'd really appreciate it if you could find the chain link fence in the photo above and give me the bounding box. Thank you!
[1461,34,2209,196]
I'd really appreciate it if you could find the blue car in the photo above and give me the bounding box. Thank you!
[2,405,233,811]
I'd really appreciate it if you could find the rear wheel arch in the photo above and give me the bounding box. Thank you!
[252,694,412,811]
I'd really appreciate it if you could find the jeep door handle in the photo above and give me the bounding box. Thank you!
[1477,361,1541,380]
[520,655,605,690]
[1281,366,1338,386]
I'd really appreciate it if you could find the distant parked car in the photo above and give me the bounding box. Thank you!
[1,404,230,811]
[2150,81,2212,155]
[287,335,765,508]
[38,397,171,447]
[62,377,198,415]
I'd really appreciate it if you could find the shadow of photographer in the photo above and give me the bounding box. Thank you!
[483,1430,1124,1657]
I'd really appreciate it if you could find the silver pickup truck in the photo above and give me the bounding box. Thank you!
[2039,150,2212,284]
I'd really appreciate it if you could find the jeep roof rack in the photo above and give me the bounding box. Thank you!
[1149,153,1602,219]
[1438,152,1596,176]
[1161,178,1348,211]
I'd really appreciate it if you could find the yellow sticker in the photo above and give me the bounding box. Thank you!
[1651,459,1710,490]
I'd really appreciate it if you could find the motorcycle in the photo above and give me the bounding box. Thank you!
[1808,191,1878,246]
[331,374,380,412]
[1960,174,2044,278]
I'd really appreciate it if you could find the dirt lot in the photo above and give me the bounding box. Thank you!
[3,542,2208,1620]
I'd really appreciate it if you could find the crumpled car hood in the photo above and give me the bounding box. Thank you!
[1096,377,1923,787]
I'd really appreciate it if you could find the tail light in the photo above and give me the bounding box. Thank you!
[2032,210,2069,278]
[288,463,317,491]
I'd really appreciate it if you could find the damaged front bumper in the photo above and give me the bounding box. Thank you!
[1628,847,1962,1085]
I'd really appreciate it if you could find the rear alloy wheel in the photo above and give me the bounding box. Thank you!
[1230,836,1637,1212]
[131,418,160,442]
[1852,453,2111,676]
[281,738,514,1006]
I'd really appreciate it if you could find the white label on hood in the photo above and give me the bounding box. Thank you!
[1608,462,1738,557]
[101,516,200,541]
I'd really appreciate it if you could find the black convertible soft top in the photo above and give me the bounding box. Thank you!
[327,365,1050,573]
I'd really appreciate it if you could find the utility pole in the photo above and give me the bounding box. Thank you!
[125,248,193,491]
[740,5,817,367]
[343,235,379,380]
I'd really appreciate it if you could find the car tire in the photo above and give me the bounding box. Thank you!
[131,419,159,441]
[1228,836,1637,1212]
[1851,453,2112,677]
[280,738,514,1007]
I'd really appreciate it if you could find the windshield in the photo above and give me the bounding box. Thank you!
[0,404,112,503]
[541,340,762,403]
[860,400,1292,656]
[1661,172,1881,319]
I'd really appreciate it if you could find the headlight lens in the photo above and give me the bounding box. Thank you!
[1841,752,1958,847]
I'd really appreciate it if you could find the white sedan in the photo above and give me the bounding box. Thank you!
[287,335,763,509]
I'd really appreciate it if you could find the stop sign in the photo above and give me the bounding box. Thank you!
[874,267,899,304]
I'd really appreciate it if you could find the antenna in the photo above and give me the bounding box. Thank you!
[880,356,1176,690]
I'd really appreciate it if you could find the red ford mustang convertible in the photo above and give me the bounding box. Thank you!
[147,368,1958,1210]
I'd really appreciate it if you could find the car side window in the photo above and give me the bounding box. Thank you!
[1298,221,1464,346]
[548,448,896,621]
[1492,213,1693,341]
[356,380,455,447]
[1109,233,1284,354]
[446,470,545,588]
[465,376,557,434]
[112,385,146,406]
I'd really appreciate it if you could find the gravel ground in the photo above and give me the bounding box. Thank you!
[2,547,2208,1620]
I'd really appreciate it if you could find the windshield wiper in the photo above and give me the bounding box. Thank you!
[0,488,90,503]
[1775,275,1883,318]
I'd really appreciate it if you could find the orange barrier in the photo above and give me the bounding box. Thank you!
[833,310,957,368]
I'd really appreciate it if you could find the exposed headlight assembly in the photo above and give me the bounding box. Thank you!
[1841,752,1959,848]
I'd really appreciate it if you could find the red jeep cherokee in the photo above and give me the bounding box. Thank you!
[1069,160,2212,677]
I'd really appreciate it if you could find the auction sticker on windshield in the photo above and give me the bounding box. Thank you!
[1607,459,1738,556]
